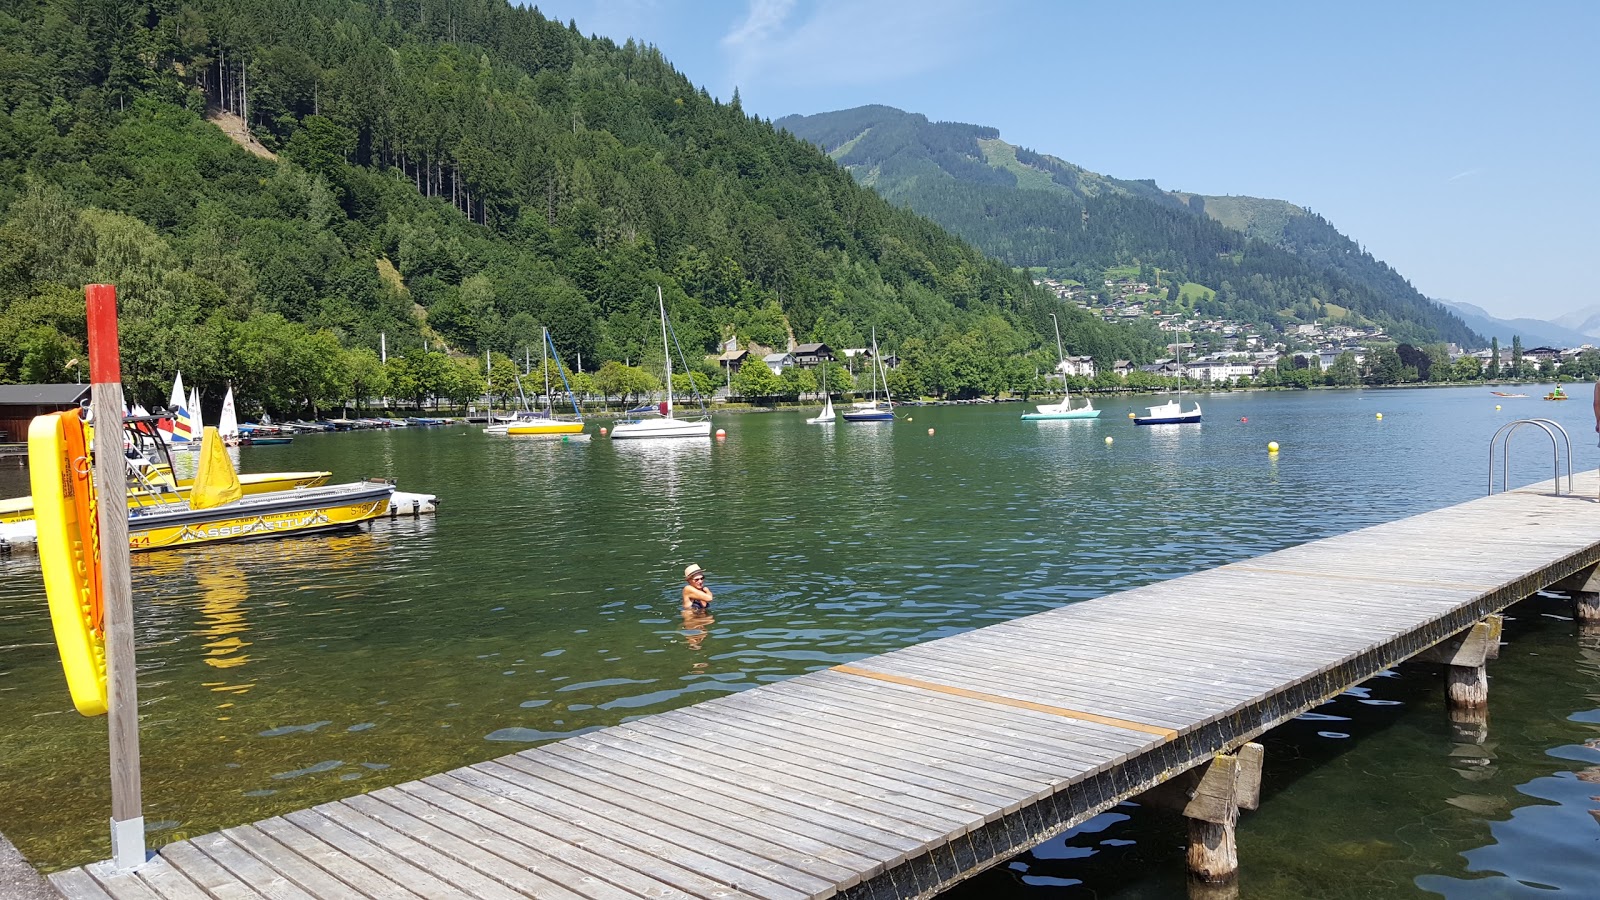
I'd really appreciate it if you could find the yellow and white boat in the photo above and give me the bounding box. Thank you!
[0,470,331,524]
[505,415,584,437]
[123,425,393,551]
[124,479,395,551]
[502,326,585,437]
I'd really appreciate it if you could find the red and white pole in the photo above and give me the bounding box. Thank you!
[86,284,145,871]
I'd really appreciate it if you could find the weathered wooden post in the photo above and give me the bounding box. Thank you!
[1137,742,1263,890]
[1417,615,1500,744]
[1548,565,1600,630]
[86,284,145,872]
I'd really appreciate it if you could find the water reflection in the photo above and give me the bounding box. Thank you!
[680,609,714,667]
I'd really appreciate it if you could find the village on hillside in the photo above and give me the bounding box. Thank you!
[1034,276,1599,386]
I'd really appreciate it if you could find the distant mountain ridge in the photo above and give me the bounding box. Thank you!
[777,105,1481,347]
[1440,300,1596,348]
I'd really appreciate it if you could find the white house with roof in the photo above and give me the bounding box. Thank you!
[763,352,795,376]
[1055,355,1096,378]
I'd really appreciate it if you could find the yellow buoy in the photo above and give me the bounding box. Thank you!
[1268,441,1279,453]
[1495,405,1501,410]
[1128,411,1136,419]
[1376,413,1383,420]
[1104,436,1114,445]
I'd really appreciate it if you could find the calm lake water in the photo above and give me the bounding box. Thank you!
[2,386,1598,898]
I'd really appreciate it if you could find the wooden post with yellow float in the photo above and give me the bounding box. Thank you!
[27,284,146,872]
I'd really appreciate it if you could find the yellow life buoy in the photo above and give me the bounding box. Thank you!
[28,410,108,716]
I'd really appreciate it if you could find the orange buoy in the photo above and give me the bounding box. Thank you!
[600,427,608,435]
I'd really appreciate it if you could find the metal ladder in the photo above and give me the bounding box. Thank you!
[1487,418,1573,496]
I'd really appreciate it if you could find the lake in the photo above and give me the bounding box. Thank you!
[2,385,1598,898]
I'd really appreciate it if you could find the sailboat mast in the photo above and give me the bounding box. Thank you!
[658,286,673,417]
[541,326,551,414]
[1049,312,1067,403]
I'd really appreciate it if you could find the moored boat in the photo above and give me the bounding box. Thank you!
[611,287,712,439]
[505,326,586,436]
[841,327,895,422]
[1023,312,1100,421]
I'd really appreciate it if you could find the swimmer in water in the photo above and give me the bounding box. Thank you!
[681,563,712,611]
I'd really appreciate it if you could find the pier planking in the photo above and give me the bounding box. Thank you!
[51,474,1600,900]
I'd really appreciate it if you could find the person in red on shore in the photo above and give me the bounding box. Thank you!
[681,563,713,611]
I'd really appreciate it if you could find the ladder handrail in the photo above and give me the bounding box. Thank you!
[1487,418,1572,496]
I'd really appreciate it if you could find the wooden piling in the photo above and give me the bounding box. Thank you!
[1141,744,1262,885]
[1577,592,1600,624]
[1419,616,1499,712]
[85,284,144,872]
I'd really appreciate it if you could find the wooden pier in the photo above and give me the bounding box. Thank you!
[49,474,1600,899]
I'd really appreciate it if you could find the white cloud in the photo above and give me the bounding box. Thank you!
[719,0,988,95]
[1447,168,1481,182]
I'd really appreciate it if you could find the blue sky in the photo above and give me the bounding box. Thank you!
[528,1,1597,322]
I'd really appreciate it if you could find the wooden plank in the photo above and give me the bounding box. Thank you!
[437,765,797,899]
[770,678,1107,780]
[347,790,598,900]
[531,739,896,877]
[252,816,425,900]
[187,832,318,900]
[517,743,884,883]
[469,757,840,896]
[279,809,463,899]
[616,711,986,833]
[219,825,393,900]
[156,842,274,900]
[310,803,530,900]
[664,697,1047,799]
[49,869,116,900]
[391,778,687,900]
[128,860,213,900]
[566,727,934,860]
[796,672,1140,772]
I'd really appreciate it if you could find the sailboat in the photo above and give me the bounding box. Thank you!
[506,327,586,436]
[218,386,241,445]
[158,372,193,447]
[1023,313,1100,421]
[1134,335,1202,425]
[610,287,712,439]
[807,364,836,424]
[172,385,204,451]
[842,328,894,422]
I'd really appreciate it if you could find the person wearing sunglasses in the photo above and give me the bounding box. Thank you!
[682,563,713,611]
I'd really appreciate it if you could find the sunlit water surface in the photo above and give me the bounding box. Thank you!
[1,387,1597,898]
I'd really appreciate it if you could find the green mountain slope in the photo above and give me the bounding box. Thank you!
[0,1,1157,408]
[777,106,1479,347]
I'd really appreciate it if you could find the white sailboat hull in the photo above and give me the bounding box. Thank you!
[1134,400,1202,425]
[609,417,712,439]
[1023,396,1100,420]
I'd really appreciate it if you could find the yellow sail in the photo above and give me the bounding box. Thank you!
[190,427,243,509]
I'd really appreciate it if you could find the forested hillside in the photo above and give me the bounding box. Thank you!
[777,106,1480,347]
[0,0,1157,411]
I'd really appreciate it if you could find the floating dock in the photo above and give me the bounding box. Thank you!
[48,473,1600,899]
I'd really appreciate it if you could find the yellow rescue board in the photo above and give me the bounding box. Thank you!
[28,411,108,717]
